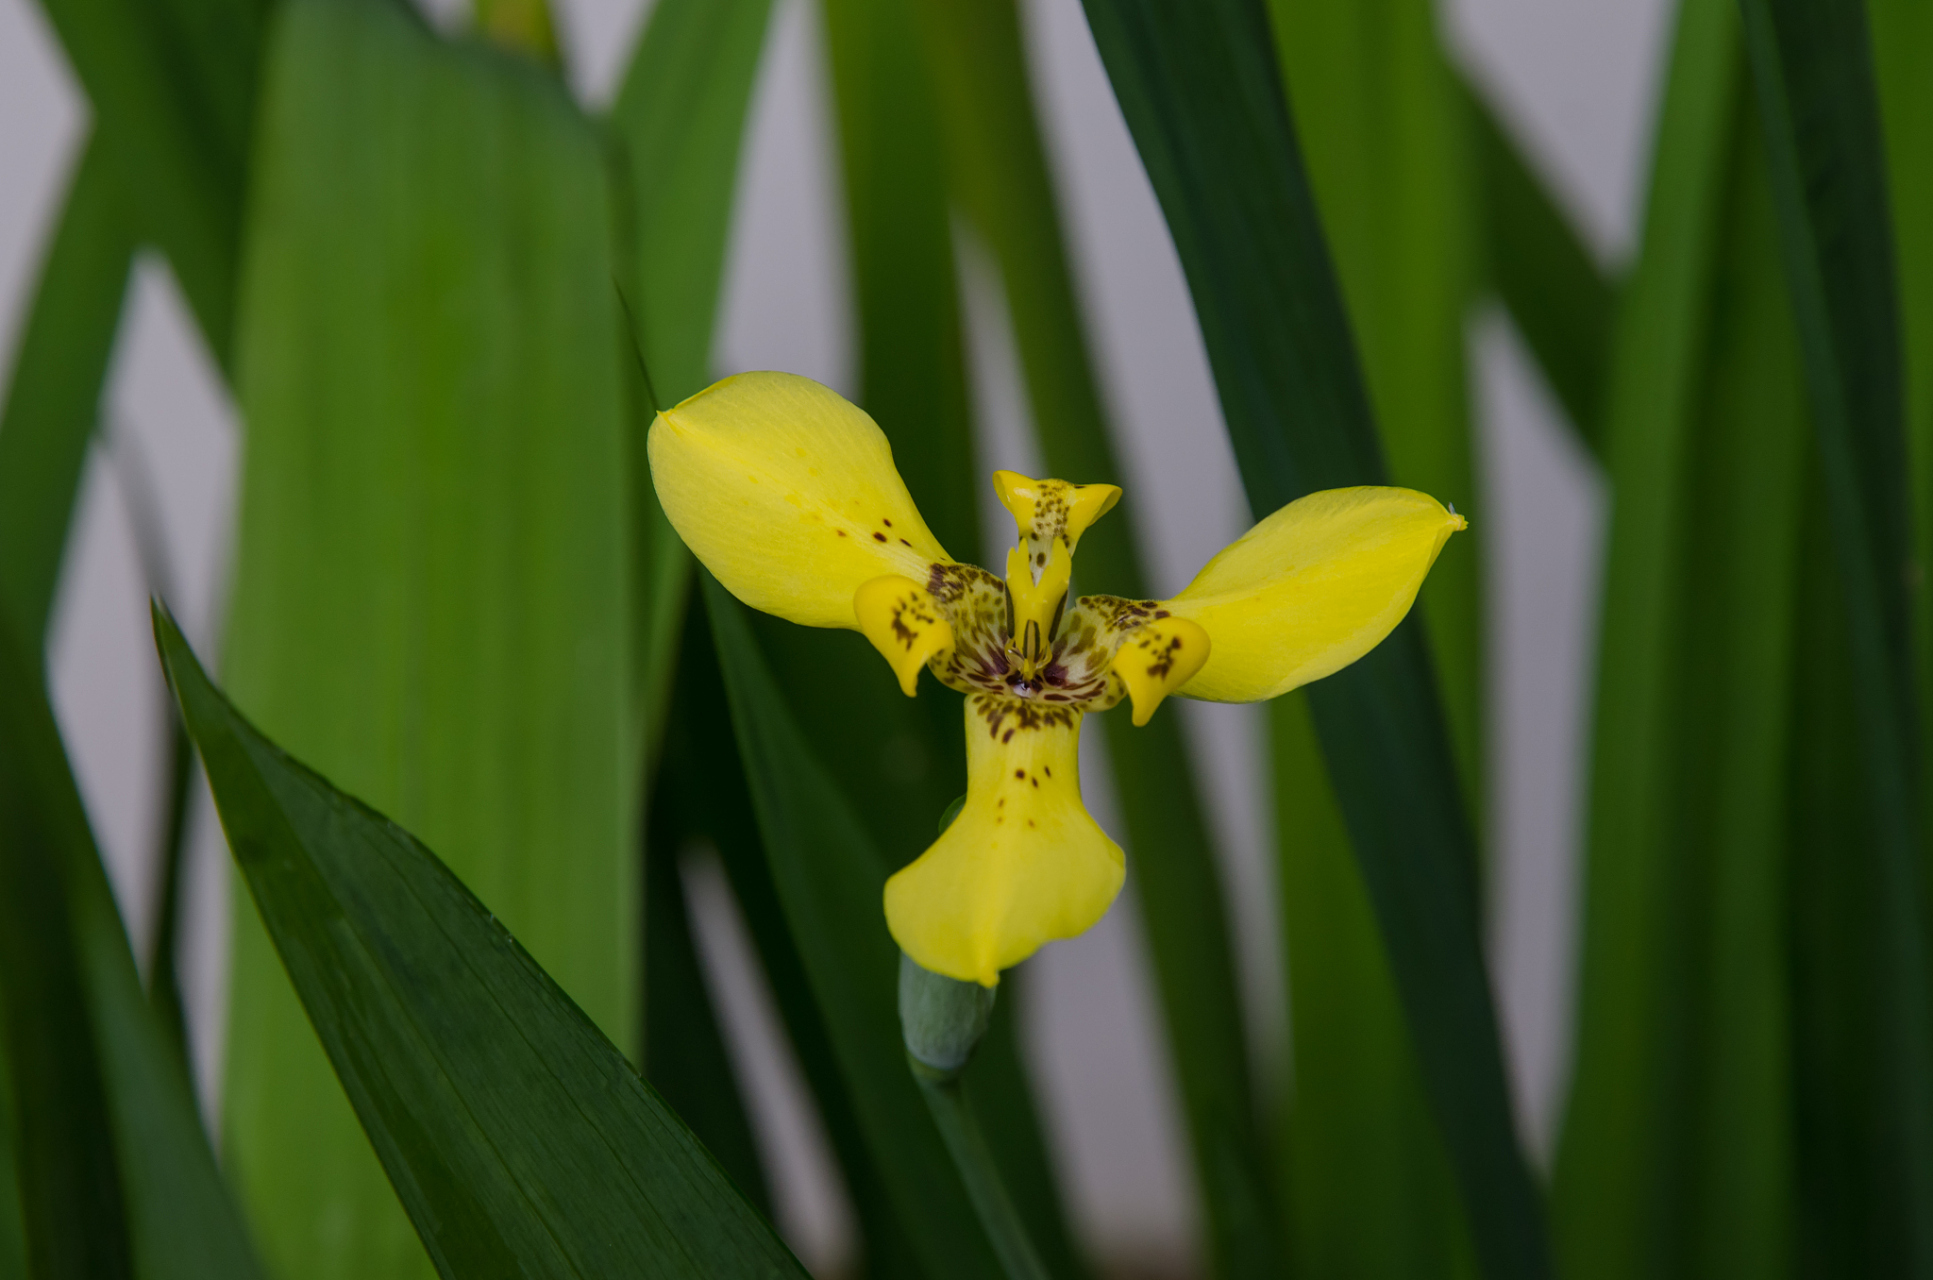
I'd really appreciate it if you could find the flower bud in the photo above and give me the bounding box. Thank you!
[898,952,996,1080]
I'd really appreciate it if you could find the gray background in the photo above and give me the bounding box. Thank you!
[0,0,1662,1270]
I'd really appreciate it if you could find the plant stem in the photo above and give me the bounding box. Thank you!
[911,1057,1053,1280]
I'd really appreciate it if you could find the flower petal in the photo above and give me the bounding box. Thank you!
[648,372,951,628]
[854,575,954,696]
[885,695,1124,986]
[1112,615,1210,725]
[1165,487,1465,703]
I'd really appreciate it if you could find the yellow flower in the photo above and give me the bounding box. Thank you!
[650,371,1466,987]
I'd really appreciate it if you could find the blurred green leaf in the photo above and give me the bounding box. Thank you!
[0,1033,24,1280]
[1461,77,1616,450]
[1263,0,1483,1270]
[657,602,941,1277]
[1553,1,1748,1272]
[34,0,261,363]
[0,616,263,1280]
[705,574,1010,1280]
[0,133,136,651]
[642,769,773,1217]
[917,2,1269,1273]
[609,0,775,756]
[1868,0,1933,889]
[220,2,633,1275]
[155,606,807,1280]
[1075,2,1545,1277]
[1739,0,1933,1265]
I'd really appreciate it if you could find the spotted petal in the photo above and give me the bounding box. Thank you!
[885,694,1124,986]
[648,372,951,629]
[1165,487,1465,703]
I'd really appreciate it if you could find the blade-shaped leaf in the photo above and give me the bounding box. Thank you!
[608,0,775,755]
[1263,0,1484,1270]
[0,616,264,1280]
[34,0,261,362]
[0,132,136,650]
[1738,0,1933,1265]
[155,605,807,1280]
[1460,76,1616,451]
[1074,2,1546,1276]
[705,574,1009,1280]
[916,2,1268,1272]
[221,2,634,1274]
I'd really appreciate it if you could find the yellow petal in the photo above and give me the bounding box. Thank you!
[1003,540,1070,676]
[885,695,1124,986]
[854,575,954,696]
[1165,487,1466,703]
[648,372,951,629]
[992,471,1121,559]
[1112,615,1210,725]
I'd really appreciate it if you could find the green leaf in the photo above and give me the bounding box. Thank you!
[1460,76,1616,451]
[642,764,773,1218]
[0,132,136,650]
[1074,2,1546,1277]
[1557,51,1811,1272]
[1552,1,1749,1272]
[154,605,808,1280]
[704,574,1010,1280]
[1868,0,1933,893]
[33,0,261,362]
[1738,0,1933,1265]
[916,3,1269,1273]
[0,616,264,1280]
[220,3,634,1275]
[1261,0,1484,1270]
[820,0,979,560]
[608,0,776,757]
[656,603,946,1276]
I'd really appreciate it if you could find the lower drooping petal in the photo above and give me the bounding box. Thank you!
[1165,486,1466,703]
[884,694,1124,986]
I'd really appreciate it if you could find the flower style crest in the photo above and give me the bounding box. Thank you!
[649,371,1466,986]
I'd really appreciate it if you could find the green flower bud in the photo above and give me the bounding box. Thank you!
[898,951,996,1080]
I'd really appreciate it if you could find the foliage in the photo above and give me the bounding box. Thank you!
[1,0,1927,1276]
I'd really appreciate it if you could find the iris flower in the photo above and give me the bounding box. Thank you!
[650,372,1465,988]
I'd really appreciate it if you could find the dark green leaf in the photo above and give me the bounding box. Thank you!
[1460,77,1616,450]
[917,2,1268,1272]
[0,132,136,650]
[1738,0,1933,1265]
[609,0,776,755]
[0,616,264,1280]
[1553,2,1749,1272]
[221,2,634,1273]
[1263,0,1485,1269]
[1074,2,1545,1276]
[34,0,261,361]
[705,574,1009,1280]
[642,768,773,1217]
[155,605,807,1280]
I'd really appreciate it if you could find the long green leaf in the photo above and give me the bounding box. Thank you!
[658,601,948,1275]
[1460,77,1617,450]
[705,574,1011,1280]
[0,616,263,1280]
[33,0,261,362]
[916,3,1271,1273]
[1737,0,1933,1267]
[0,132,136,650]
[609,0,776,755]
[1866,0,1933,895]
[221,4,633,1275]
[1552,1,1746,1271]
[1074,3,1546,1277]
[1263,0,1483,1270]
[155,606,807,1280]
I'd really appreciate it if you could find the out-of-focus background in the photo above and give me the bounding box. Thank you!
[1,0,1658,1269]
